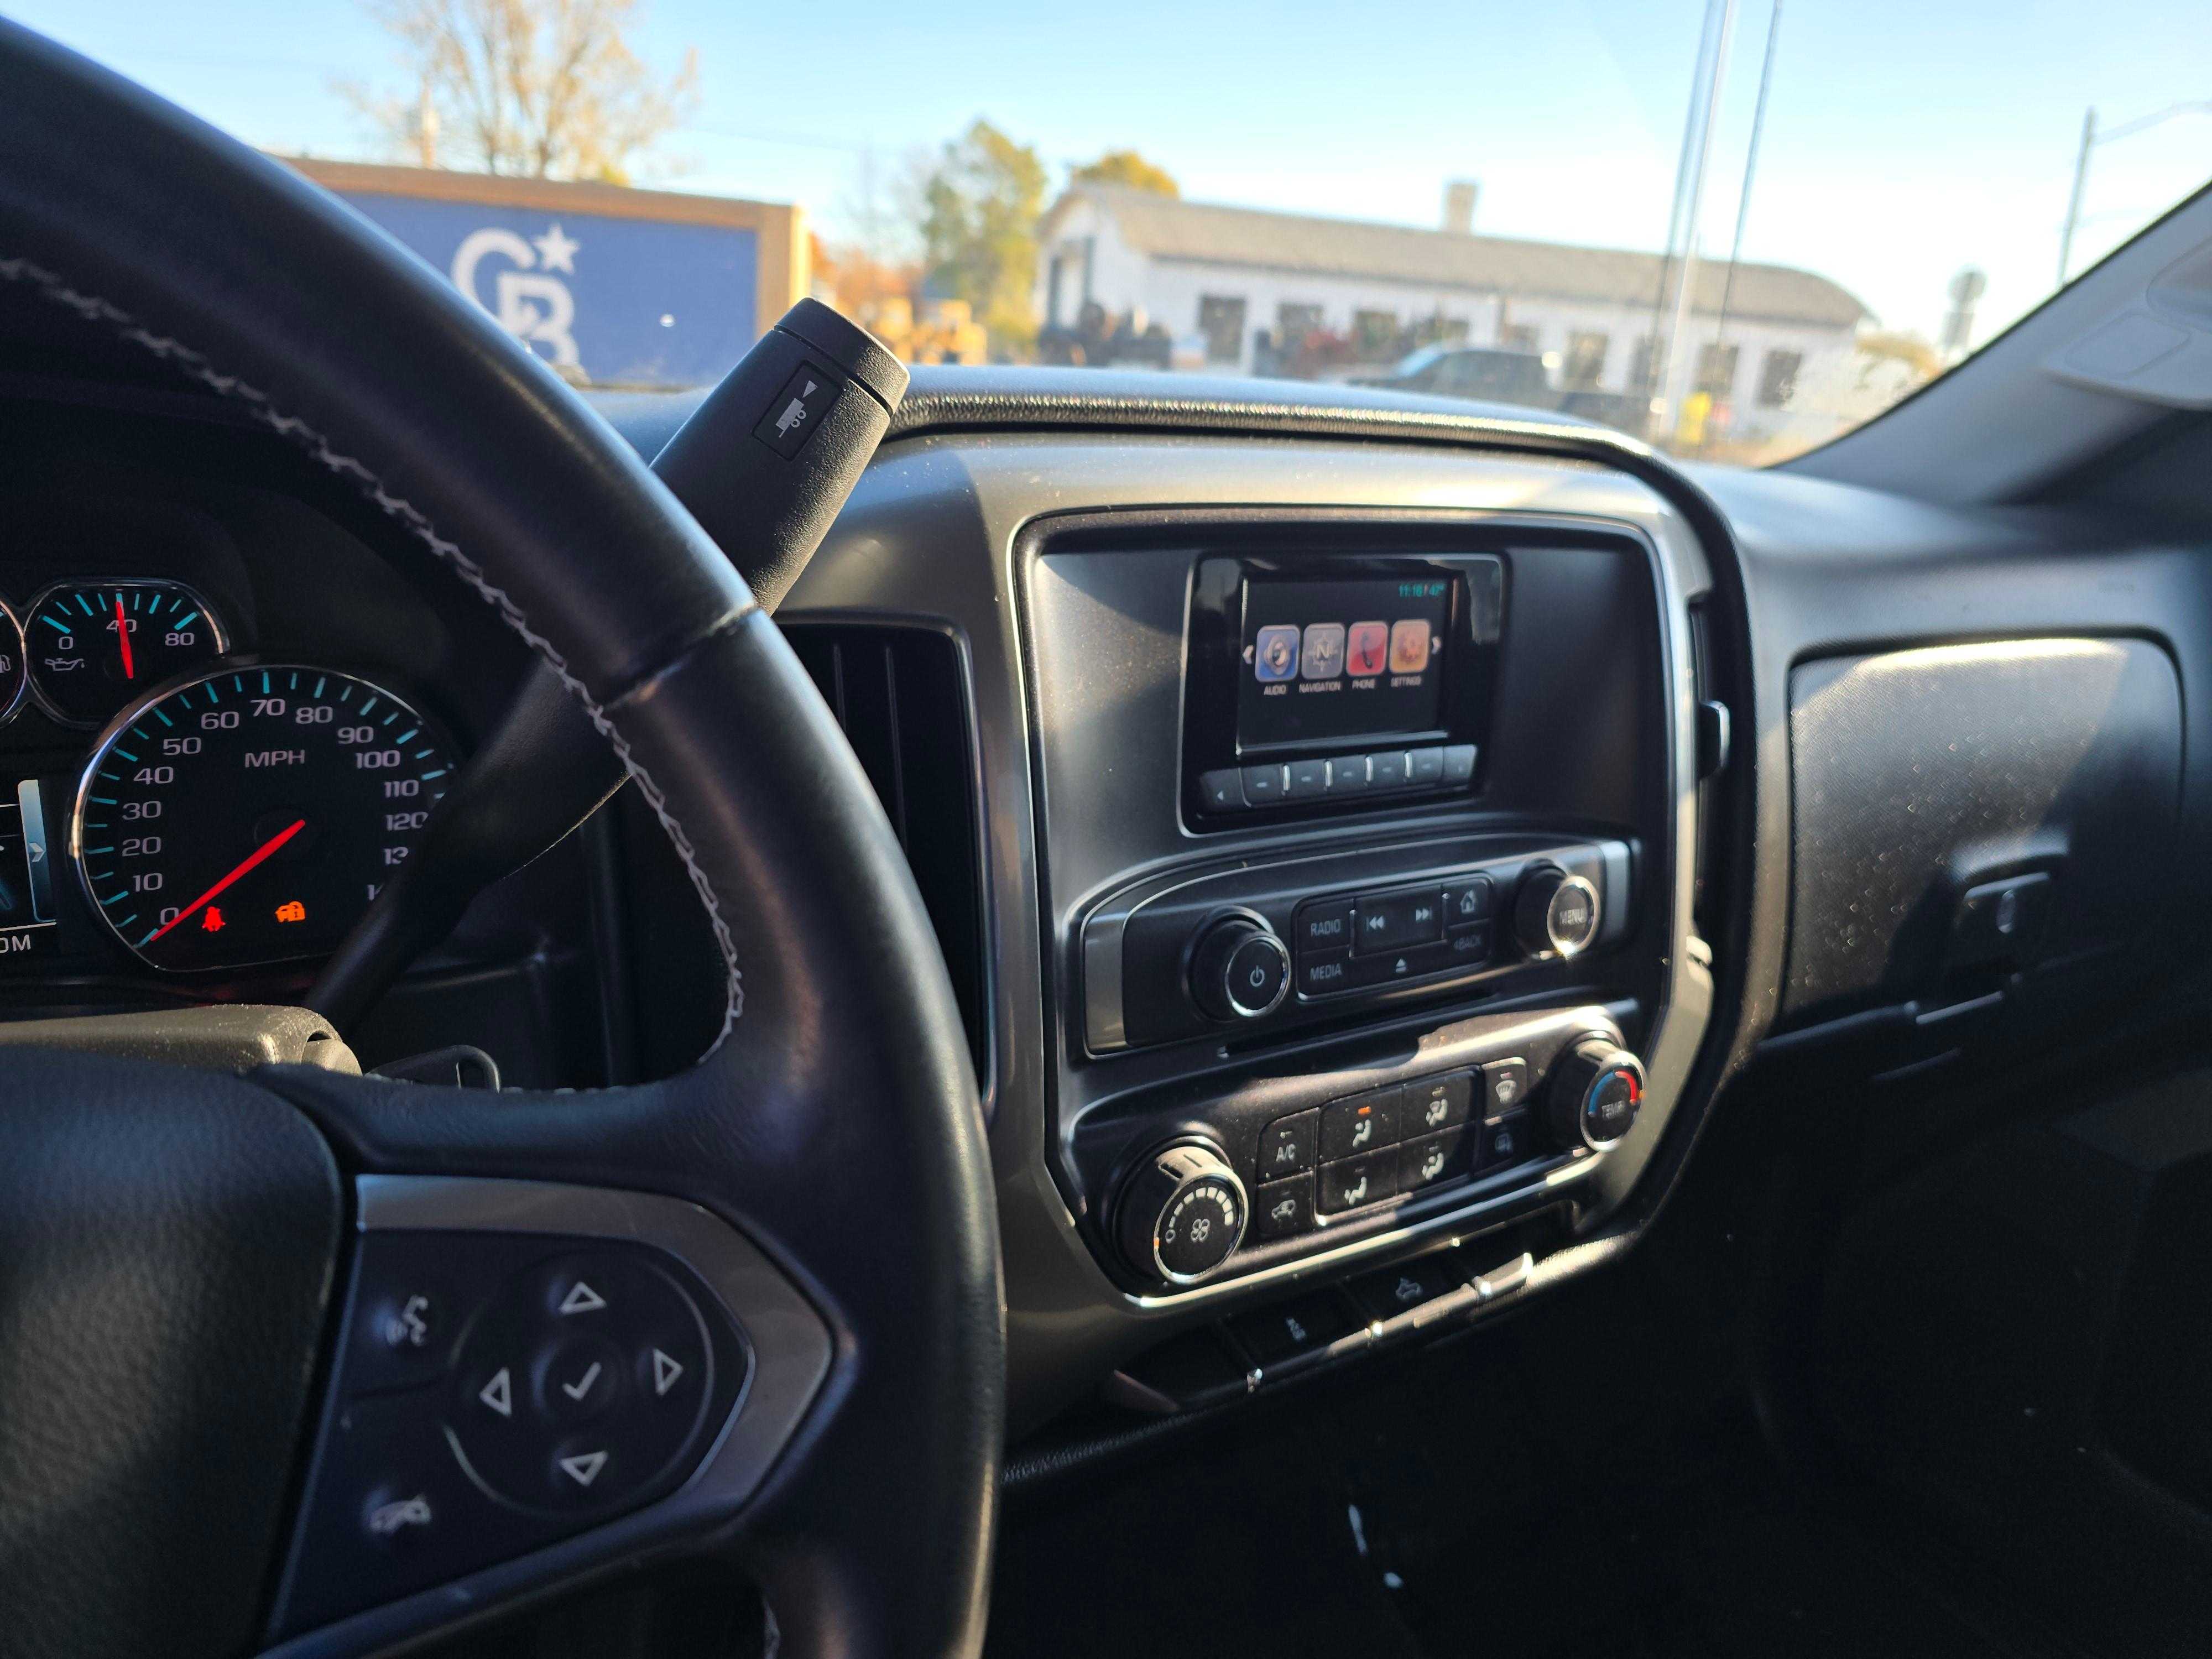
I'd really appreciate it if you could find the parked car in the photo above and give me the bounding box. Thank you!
[1353,343,1559,409]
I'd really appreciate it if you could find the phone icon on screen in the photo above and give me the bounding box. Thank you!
[1254,625,1301,682]
[1345,621,1389,677]
[1389,619,1432,674]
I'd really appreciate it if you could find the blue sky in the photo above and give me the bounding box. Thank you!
[13,0,2211,345]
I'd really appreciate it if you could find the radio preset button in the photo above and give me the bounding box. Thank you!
[1369,750,1411,789]
[1325,754,1371,792]
[1285,758,1328,799]
[1320,1089,1400,1160]
[1240,764,1287,806]
[1408,746,1446,785]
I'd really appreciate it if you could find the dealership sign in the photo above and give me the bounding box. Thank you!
[290,160,806,390]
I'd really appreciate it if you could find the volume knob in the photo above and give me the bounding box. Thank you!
[1188,914,1291,1021]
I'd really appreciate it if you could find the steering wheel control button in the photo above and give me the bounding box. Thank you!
[276,1392,525,1635]
[1545,1039,1647,1154]
[753,361,843,458]
[1117,1142,1248,1284]
[538,1336,624,1424]
[554,1275,608,1316]
[477,1367,514,1418]
[1320,1089,1400,1161]
[1514,865,1602,960]
[447,1249,721,1511]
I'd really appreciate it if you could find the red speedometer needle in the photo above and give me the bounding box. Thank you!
[113,594,135,680]
[146,818,306,943]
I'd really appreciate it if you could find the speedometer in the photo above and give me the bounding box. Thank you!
[71,665,456,972]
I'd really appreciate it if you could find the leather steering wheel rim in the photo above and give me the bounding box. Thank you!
[0,23,1000,1659]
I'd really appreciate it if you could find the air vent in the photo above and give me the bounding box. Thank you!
[782,624,990,1085]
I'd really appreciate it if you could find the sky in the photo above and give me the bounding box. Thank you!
[12,0,2212,348]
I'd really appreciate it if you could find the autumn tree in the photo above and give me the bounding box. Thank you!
[347,0,698,182]
[1070,149,1179,197]
[918,119,1047,353]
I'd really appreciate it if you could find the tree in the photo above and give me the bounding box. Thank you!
[1070,149,1180,197]
[918,119,1047,354]
[346,0,698,182]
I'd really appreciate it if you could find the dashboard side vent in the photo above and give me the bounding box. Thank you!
[783,623,990,1084]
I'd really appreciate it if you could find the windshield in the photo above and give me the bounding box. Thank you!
[20,0,2212,464]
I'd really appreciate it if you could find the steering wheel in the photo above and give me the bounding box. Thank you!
[0,23,999,1659]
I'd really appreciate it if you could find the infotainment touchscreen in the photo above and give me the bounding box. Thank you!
[1236,574,1454,752]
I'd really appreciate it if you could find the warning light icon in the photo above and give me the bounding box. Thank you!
[274,900,307,924]
[200,907,225,933]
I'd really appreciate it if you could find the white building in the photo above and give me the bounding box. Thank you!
[1036,183,1871,446]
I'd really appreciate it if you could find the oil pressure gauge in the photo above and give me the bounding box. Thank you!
[27,580,228,727]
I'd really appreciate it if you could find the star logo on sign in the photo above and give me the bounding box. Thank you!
[532,223,580,273]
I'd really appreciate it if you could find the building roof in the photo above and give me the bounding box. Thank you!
[1050,185,1870,330]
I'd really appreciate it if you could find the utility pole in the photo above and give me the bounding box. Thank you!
[1655,0,1740,439]
[1646,0,1725,410]
[2057,101,2212,288]
[2057,107,2095,288]
[1714,0,1783,359]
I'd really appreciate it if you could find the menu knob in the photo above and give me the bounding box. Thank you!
[1514,866,1601,960]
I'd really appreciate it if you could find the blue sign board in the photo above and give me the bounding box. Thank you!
[337,191,760,389]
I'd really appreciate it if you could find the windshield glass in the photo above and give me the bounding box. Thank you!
[20,0,2212,464]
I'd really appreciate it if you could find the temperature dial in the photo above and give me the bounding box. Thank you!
[1117,1142,1248,1284]
[1546,1039,1646,1153]
[27,581,228,727]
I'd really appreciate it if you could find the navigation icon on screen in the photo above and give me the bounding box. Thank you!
[1300,622,1345,680]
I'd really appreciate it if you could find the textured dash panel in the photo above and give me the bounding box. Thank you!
[1785,638,2180,1023]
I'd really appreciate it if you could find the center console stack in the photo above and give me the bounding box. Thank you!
[1025,509,1688,1318]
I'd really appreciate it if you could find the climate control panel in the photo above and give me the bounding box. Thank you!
[1090,1009,1644,1291]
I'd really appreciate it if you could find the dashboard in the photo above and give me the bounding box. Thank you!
[8,359,2211,1472]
